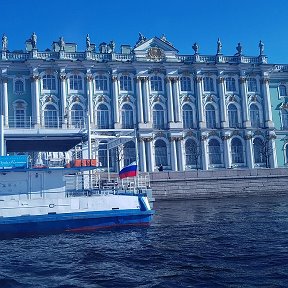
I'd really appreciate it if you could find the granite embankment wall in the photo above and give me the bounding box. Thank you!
[149,168,288,200]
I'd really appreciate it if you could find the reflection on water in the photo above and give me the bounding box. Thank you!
[0,195,288,287]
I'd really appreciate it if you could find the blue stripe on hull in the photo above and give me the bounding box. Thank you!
[0,209,154,238]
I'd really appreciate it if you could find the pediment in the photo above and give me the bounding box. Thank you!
[134,36,178,52]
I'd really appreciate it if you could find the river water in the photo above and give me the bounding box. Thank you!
[0,195,288,288]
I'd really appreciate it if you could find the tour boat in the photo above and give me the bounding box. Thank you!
[0,155,154,237]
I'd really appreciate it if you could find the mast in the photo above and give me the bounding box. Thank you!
[0,115,4,156]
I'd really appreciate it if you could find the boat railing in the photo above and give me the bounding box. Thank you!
[64,172,150,197]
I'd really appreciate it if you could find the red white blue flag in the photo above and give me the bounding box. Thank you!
[119,162,137,179]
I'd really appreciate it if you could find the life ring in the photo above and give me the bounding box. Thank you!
[49,204,55,208]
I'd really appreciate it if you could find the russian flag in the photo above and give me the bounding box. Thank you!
[119,162,137,179]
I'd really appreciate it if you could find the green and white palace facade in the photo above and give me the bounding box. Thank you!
[1,33,288,172]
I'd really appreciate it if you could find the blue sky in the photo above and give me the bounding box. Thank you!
[1,0,288,63]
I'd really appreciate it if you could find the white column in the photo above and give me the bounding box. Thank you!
[32,75,40,126]
[87,75,94,123]
[268,132,277,168]
[218,77,228,128]
[240,77,250,128]
[223,136,232,168]
[143,78,151,123]
[261,77,274,128]
[170,138,178,171]
[177,138,185,171]
[0,115,4,156]
[166,78,174,122]
[112,76,119,124]
[173,78,181,122]
[195,76,205,128]
[245,133,254,168]
[139,138,147,172]
[136,77,144,123]
[201,134,209,170]
[60,74,67,126]
[146,139,154,172]
[2,78,8,127]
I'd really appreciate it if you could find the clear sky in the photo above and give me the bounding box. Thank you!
[1,0,288,64]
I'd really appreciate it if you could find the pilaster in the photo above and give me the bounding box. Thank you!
[112,75,120,125]
[218,77,228,128]
[222,133,231,168]
[261,77,274,128]
[165,77,174,122]
[31,74,41,126]
[200,133,209,170]
[170,137,178,171]
[244,132,254,168]
[195,76,205,128]
[139,137,147,172]
[239,77,250,128]
[136,77,144,123]
[86,74,94,123]
[60,73,67,127]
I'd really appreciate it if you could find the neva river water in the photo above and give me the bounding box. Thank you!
[1,195,288,288]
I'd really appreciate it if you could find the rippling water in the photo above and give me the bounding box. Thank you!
[1,195,288,287]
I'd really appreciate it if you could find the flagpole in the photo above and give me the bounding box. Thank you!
[134,125,139,190]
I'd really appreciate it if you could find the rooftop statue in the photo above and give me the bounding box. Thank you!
[192,42,199,54]
[160,34,173,47]
[236,42,243,56]
[2,34,8,51]
[108,40,115,53]
[217,38,222,54]
[31,32,37,49]
[59,36,65,51]
[259,40,264,56]
[86,34,91,50]
[135,32,147,46]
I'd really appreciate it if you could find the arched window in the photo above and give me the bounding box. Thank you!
[203,77,214,91]
[44,104,58,128]
[69,75,83,90]
[42,75,56,90]
[98,141,108,167]
[150,76,162,91]
[13,100,27,128]
[15,80,24,93]
[185,139,199,166]
[121,104,134,129]
[279,85,287,97]
[208,139,222,165]
[253,138,265,165]
[180,77,191,91]
[182,104,193,129]
[250,104,261,128]
[155,139,168,166]
[231,138,244,164]
[228,104,239,128]
[153,104,165,129]
[96,104,109,129]
[281,110,288,130]
[123,141,136,167]
[206,104,216,129]
[247,78,257,92]
[71,103,85,128]
[226,77,236,92]
[120,75,132,91]
[95,75,108,91]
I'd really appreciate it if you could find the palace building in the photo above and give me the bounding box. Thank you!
[0,33,288,172]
